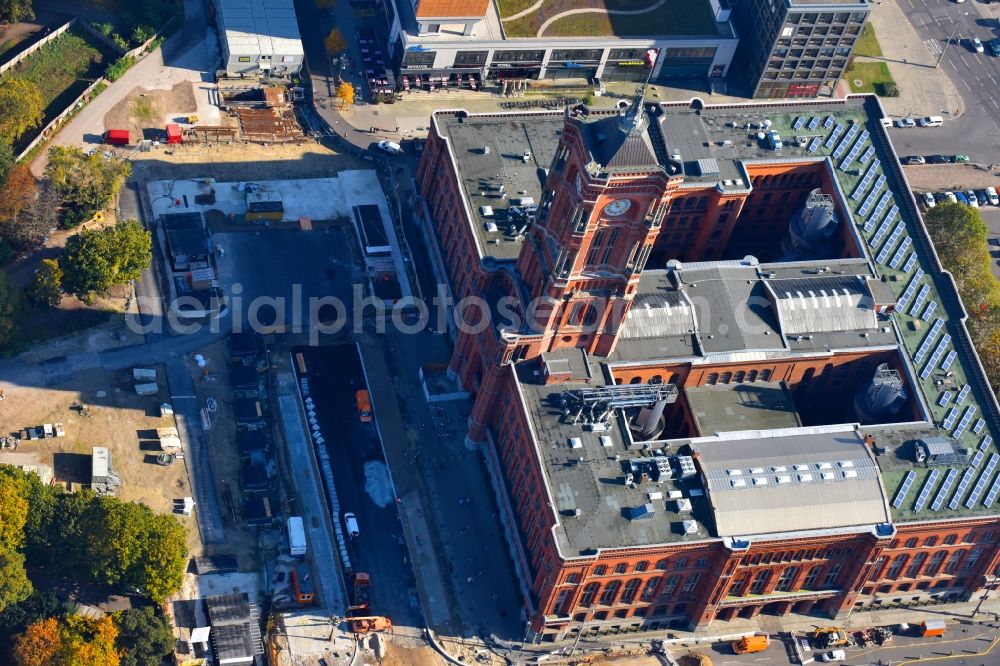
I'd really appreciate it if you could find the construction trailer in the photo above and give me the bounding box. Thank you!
[290,564,315,605]
[91,447,121,495]
[166,123,183,144]
[245,191,283,222]
[920,619,946,637]
[104,129,130,145]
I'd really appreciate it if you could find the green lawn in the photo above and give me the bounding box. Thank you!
[845,60,894,93]
[12,26,110,110]
[854,22,882,58]
[500,0,718,38]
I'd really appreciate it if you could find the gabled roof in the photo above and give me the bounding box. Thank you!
[581,113,658,170]
[416,0,489,18]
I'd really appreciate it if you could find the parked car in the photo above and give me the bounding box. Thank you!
[929,154,951,164]
[923,192,937,208]
[945,191,959,203]
[987,186,999,205]
[343,512,360,537]
[895,118,917,128]
[953,154,970,162]
[957,191,971,205]
[819,650,847,662]
[989,38,1000,56]
[376,139,402,155]
[976,189,990,206]
[918,115,944,127]
[966,190,980,207]
[972,37,985,53]
[902,155,926,165]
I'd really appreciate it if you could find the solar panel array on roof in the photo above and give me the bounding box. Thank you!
[852,163,881,200]
[824,116,835,129]
[965,454,999,507]
[914,319,944,364]
[981,435,993,450]
[971,450,985,468]
[872,196,895,224]
[793,116,805,130]
[954,406,978,438]
[869,217,894,247]
[956,385,971,405]
[839,130,870,169]
[892,470,917,509]
[913,468,940,512]
[939,392,951,407]
[902,253,918,273]
[807,137,821,152]
[941,350,957,371]
[931,468,959,511]
[921,334,952,380]
[858,187,881,218]
[984,472,1000,507]
[807,116,820,130]
[859,145,876,165]
[889,238,912,269]
[897,269,926,310]
[833,124,860,158]
[908,284,931,316]
[974,419,986,435]
[943,407,960,430]
[921,300,937,321]
[949,466,977,509]
[825,124,845,148]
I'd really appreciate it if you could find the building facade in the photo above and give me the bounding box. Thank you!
[729,0,871,98]
[417,96,1000,641]
[389,0,737,85]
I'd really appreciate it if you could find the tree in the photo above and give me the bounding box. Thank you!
[60,615,119,666]
[13,618,62,666]
[60,220,151,303]
[0,591,71,648]
[114,607,173,666]
[336,81,355,108]
[0,549,32,614]
[0,272,21,345]
[129,513,187,603]
[43,147,132,228]
[29,258,63,307]
[0,0,34,23]
[0,468,28,549]
[324,28,346,54]
[0,165,39,249]
[0,77,43,145]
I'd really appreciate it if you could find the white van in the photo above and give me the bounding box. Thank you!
[918,115,944,127]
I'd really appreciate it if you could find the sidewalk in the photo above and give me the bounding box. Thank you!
[857,1,964,119]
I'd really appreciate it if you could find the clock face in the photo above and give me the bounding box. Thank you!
[603,198,632,217]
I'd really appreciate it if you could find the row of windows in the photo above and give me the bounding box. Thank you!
[729,564,841,596]
[706,369,772,385]
[669,196,710,212]
[740,546,854,566]
[888,532,990,549]
[789,11,868,25]
[574,573,702,610]
[874,548,984,580]
[572,555,710,581]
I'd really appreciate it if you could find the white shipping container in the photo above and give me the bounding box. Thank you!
[134,382,159,396]
[133,368,157,380]
[287,516,307,556]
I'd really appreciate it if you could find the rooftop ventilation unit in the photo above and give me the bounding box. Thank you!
[781,188,840,261]
[560,383,679,435]
[853,363,907,424]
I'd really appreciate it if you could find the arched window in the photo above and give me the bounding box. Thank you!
[906,552,928,578]
[684,197,696,210]
[905,538,918,549]
[775,566,799,592]
[599,580,621,605]
[580,582,600,606]
[747,369,758,382]
[706,373,719,385]
[760,369,772,381]
[640,577,660,601]
[634,561,649,573]
[614,563,627,575]
[593,565,607,576]
[655,559,668,570]
[629,377,642,384]
[734,370,746,383]
[720,372,733,384]
[621,579,642,604]
[650,375,663,384]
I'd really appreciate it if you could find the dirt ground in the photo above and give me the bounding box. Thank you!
[131,139,370,183]
[377,642,447,666]
[103,81,198,144]
[903,163,1000,192]
[1,364,202,554]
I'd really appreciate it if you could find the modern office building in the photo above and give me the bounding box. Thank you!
[729,0,871,98]
[211,0,305,77]
[387,0,738,86]
[416,94,1000,641]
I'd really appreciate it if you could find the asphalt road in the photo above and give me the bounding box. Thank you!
[889,0,1000,162]
[300,344,422,629]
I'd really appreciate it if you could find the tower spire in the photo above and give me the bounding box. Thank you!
[618,49,658,136]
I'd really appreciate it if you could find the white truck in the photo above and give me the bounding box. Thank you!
[288,516,307,556]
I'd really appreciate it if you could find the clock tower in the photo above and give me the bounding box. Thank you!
[514,96,679,356]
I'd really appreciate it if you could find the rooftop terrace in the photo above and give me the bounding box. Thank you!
[497,0,726,39]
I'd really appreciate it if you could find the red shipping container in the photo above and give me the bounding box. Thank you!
[166,123,182,144]
[104,129,130,145]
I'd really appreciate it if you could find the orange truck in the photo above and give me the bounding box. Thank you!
[732,634,770,654]
[356,389,373,422]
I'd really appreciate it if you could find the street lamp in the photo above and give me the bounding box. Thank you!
[937,12,970,68]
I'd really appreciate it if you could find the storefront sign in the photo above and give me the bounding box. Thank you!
[617,60,644,66]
